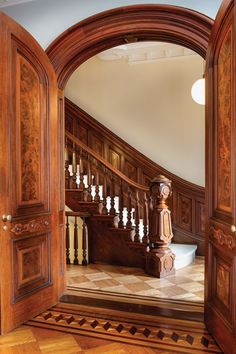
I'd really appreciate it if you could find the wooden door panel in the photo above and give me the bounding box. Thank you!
[206,1,236,353]
[214,23,233,221]
[0,12,61,333]
[12,231,51,302]
[11,39,49,215]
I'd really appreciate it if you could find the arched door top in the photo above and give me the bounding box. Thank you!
[46,4,213,89]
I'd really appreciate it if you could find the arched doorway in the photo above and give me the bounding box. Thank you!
[46,4,213,297]
[46,5,213,89]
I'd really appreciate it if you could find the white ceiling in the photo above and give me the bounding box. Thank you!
[0,0,35,8]
[97,42,196,63]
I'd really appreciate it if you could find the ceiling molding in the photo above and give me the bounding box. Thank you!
[97,42,197,63]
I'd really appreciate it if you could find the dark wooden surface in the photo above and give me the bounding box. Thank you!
[60,293,204,322]
[0,12,60,333]
[65,99,206,255]
[46,4,213,89]
[205,1,236,353]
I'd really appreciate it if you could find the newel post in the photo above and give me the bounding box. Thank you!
[145,175,175,278]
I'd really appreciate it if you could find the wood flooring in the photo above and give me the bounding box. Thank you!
[66,257,205,302]
[25,302,222,354]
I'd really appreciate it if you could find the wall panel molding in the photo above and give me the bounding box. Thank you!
[65,98,205,255]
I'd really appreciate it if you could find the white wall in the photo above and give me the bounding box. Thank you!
[2,0,222,49]
[65,53,205,186]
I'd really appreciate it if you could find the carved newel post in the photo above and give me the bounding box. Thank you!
[145,175,175,278]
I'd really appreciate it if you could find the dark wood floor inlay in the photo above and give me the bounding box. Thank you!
[27,303,222,354]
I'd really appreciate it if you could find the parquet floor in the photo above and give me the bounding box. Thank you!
[25,303,222,354]
[67,257,205,302]
[0,325,178,353]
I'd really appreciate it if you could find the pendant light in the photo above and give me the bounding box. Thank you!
[191,60,205,105]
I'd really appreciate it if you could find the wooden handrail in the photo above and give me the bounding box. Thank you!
[65,211,90,217]
[65,130,149,192]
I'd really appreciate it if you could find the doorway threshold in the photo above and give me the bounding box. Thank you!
[61,286,204,322]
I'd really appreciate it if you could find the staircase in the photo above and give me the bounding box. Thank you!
[64,130,197,277]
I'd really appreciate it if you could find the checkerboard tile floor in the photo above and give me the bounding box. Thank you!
[67,257,204,302]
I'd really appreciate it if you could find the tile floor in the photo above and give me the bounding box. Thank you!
[67,257,204,302]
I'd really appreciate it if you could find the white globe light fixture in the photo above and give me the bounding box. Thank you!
[191,78,205,105]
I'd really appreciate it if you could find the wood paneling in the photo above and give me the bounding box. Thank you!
[18,55,41,204]
[205,1,236,353]
[11,39,50,216]
[109,150,121,169]
[216,27,232,214]
[216,261,230,308]
[177,194,193,232]
[0,12,60,333]
[13,233,51,302]
[65,99,205,255]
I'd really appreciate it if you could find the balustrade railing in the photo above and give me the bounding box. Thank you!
[65,130,175,277]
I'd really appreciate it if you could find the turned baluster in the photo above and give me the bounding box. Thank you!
[118,181,124,228]
[134,190,140,242]
[82,218,88,265]
[73,216,79,265]
[145,175,175,278]
[94,160,100,202]
[65,139,70,189]
[78,149,85,192]
[126,188,132,229]
[66,215,70,264]
[87,155,92,202]
[102,168,108,214]
[109,174,116,215]
[71,143,77,189]
[142,192,149,244]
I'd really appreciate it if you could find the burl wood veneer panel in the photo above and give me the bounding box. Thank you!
[11,41,50,215]
[216,27,232,214]
[12,231,51,302]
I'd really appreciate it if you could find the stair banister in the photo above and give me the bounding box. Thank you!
[65,131,148,193]
[65,131,176,277]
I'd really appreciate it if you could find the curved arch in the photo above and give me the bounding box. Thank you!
[46,4,213,89]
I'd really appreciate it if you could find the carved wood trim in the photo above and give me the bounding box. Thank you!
[209,226,236,250]
[11,216,51,236]
[46,5,213,89]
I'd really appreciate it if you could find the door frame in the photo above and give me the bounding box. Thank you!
[46,4,213,299]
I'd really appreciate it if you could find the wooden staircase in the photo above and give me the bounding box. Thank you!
[65,130,175,277]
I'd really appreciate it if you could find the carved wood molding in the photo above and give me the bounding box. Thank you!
[46,5,213,89]
[11,216,51,236]
[209,226,236,250]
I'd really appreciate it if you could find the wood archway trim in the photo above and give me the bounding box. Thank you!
[46,4,213,89]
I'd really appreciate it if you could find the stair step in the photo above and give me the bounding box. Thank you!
[170,243,198,270]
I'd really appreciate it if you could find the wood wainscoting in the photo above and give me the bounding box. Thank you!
[65,98,205,255]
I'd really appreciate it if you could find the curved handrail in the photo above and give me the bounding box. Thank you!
[65,130,148,192]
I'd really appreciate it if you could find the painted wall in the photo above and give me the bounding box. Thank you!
[2,0,222,49]
[65,53,205,186]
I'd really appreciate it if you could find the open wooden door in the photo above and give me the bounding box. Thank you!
[206,0,236,353]
[0,12,62,333]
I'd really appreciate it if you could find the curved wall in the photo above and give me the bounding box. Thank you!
[65,51,205,186]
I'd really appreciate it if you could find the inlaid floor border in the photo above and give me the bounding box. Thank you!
[26,303,222,354]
